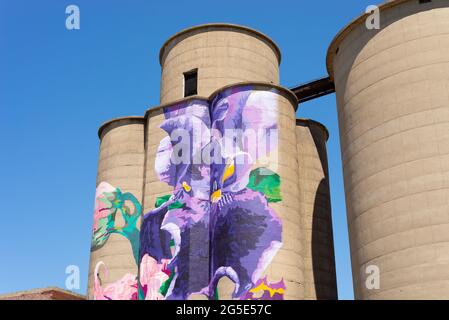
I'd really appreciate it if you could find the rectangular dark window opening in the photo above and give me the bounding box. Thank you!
[184,69,198,97]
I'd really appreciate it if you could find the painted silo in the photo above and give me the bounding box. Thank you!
[88,117,146,299]
[142,81,302,299]
[89,23,318,300]
[296,119,337,300]
[206,83,303,300]
[142,97,212,300]
[159,23,281,104]
[259,86,304,300]
[327,0,449,299]
[134,23,304,300]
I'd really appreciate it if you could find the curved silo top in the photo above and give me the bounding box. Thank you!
[296,118,330,141]
[158,23,283,104]
[159,23,282,66]
[326,0,410,80]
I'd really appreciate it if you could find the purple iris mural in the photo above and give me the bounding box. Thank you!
[140,100,212,300]
[139,86,285,300]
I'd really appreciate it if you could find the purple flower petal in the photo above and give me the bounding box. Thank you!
[209,188,282,298]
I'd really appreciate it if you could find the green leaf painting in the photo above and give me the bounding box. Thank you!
[91,182,142,264]
[246,167,282,203]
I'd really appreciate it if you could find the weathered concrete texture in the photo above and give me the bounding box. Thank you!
[87,118,145,299]
[328,0,449,299]
[159,24,280,104]
[296,119,337,300]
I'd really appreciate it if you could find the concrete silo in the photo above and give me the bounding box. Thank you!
[296,119,338,300]
[88,117,145,299]
[88,23,338,300]
[146,24,304,300]
[327,0,449,299]
[159,23,281,104]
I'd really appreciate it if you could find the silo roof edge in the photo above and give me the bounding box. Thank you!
[159,23,282,66]
[326,0,411,80]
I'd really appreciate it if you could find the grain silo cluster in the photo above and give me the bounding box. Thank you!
[88,0,449,300]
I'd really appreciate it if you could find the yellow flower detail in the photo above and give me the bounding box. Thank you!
[211,189,222,203]
[221,161,235,183]
[249,280,285,298]
[182,181,191,192]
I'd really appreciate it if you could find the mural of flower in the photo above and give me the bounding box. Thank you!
[94,261,138,300]
[91,182,142,265]
[138,87,285,300]
[140,100,211,300]
[92,182,116,248]
[92,86,286,300]
[241,277,286,300]
[205,88,282,299]
[93,256,173,300]
[139,254,171,300]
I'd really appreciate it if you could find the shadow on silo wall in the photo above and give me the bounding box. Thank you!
[311,178,338,300]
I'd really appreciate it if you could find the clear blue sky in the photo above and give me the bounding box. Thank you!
[0,0,377,300]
